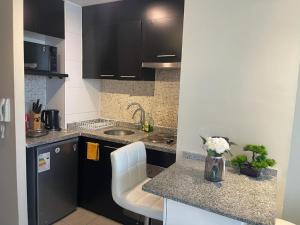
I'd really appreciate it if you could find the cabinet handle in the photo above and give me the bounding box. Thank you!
[99,75,115,77]
[55,147,61,154]
[104,145,119,150]
[73,144,77,152]
[120,75,136,78]
[156,54,176,58]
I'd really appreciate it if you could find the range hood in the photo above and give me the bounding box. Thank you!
[142,62,181,69]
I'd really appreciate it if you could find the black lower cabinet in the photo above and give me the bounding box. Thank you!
[78,137,134,224]
[78,137,175,225]
[147,149,176,168]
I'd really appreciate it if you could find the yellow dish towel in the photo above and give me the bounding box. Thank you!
[87,142,100,161]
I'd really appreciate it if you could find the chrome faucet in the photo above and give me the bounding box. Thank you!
[127,102,145,129]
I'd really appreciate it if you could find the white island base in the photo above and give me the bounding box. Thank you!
[163,199,247,225]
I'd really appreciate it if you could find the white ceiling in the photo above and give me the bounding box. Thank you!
[67,0,122,7]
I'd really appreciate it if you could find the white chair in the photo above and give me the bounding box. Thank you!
[111,141,163,225]
[276,218,295,225]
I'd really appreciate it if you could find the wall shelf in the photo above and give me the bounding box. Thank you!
[25,69,68,79]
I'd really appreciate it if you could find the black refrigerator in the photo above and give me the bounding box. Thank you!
[27,138,78,225]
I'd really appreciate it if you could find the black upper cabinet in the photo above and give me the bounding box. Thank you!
[24,0,65,39]
[141,0,184,20]
[82,0,184,80]
[83,15,155,80]
[117,20,142,80]
[142,17,183,62]
[24,0,36,32]
[116,20,155,81]
[83,7,118,79]
[83,21,144,80]
[97,23,118,79]
[83,22,118,79]
[83,25,100,79]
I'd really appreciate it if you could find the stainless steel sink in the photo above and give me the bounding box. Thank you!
[104,129,135,136]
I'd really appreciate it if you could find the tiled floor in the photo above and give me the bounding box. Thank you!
[54,208,122,225]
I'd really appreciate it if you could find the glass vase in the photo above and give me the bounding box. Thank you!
[204,156,225,182]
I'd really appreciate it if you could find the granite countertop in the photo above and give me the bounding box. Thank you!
[143,159,277,225]
[26,130,79,148]
[26,126,176,154]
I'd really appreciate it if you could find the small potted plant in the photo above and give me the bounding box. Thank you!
[201,136,233,182]
[231,145,276,178]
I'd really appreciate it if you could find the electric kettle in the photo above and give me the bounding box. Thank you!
[41,109,61,131]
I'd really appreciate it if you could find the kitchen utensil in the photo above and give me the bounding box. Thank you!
[32,99,42,114]
[32,102,36,112]
[37,104,42,114]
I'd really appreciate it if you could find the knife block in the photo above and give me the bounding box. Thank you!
[31,112,42,131]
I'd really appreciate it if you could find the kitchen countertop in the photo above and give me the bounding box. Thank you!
[26,126,176,154]
[142,158,277,225]
[26,130,79,148]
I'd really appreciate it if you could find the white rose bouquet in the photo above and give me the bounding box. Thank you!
[201,136,233,157]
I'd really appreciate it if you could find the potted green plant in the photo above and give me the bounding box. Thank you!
[231,145,276,177]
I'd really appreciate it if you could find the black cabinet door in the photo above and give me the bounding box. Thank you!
[26,139,78,225]
[82,7,100,79]
[78,137,175,224]
[78,138,128,223]
[24,0,37,33]
[82,25,101,79]
[142,17,183,62]
[141,0,184,21]
[147,149,176,168]
[117,20,142,80]
[83,23,118,79]
[36,140,78,225]
[24,0,65,39]
[83,20,155,80]
[97,23,118,79]
[82,3,155,81]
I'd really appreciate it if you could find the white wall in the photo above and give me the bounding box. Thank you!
[0,0,28,224]
[64,1,101,126]
[177,0,300,215]
[46,38,66,126]
[283,67,300,224]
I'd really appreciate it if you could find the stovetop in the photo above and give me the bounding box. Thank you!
[141,133,177,145]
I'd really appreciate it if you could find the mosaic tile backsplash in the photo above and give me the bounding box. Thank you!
[99,69,180,128]
[25,75,47,112]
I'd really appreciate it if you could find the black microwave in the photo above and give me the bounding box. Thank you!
[24,41,57,72]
